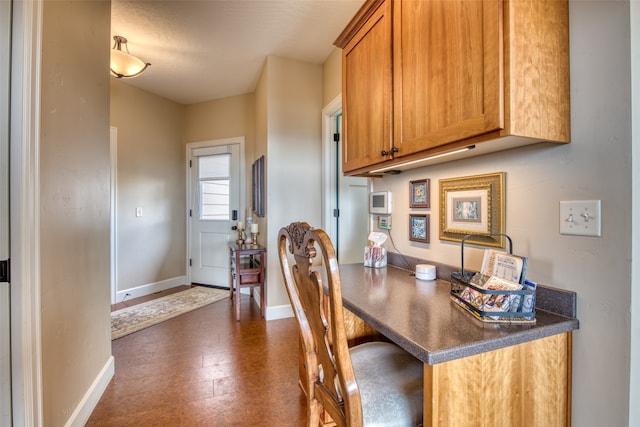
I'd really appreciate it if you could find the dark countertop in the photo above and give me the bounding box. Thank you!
[338,263,579,365]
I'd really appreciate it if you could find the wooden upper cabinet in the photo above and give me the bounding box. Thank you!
[338,0,392,173]
[393,0,502,157]
[336,0,570,175]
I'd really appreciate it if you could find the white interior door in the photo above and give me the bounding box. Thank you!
[0,0,11,423]
[188,141,242,287]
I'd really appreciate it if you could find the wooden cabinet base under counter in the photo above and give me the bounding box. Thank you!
[425,332,572,427]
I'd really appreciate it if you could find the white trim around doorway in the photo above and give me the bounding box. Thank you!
[10,0,44,424]
[185,137,246,286]
[321,94,341,237]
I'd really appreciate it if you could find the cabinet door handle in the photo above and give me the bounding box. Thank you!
[381,150,389,156]
[391,146,399,154]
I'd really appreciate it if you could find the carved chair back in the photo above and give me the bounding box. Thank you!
[278,222,362,426]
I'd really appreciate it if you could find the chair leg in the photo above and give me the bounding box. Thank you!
[235,286,240,321]
[320,410,336,427]
[308,400,322,427]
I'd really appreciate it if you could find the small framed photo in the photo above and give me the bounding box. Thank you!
[409,214,430,243]
[409,179,430,208]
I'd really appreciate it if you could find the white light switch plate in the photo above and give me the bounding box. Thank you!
[559,200,601,237]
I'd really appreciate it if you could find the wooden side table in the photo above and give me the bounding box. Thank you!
[228,242,266,321]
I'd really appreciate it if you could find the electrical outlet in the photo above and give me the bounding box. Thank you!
[378,215,391,230]
[136,207,142,217]
[559,200,601,237]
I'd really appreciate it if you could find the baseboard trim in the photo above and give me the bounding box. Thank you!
[265,303,294,321]
[115,276,187,303]
[64,355,114,427]
[247,289,293,321]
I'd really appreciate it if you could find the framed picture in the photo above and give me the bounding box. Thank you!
[409,179,430,208]
[439,172,505,247]
[252,155,265,217]
[409,214,430,243]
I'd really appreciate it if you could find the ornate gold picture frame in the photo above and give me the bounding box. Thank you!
[439,172,505,247]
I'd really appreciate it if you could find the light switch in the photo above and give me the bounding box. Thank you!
[136,207,142,217]
[559,200,601,237]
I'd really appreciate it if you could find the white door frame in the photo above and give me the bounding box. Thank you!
[0,0,11,423]
[185,137,245,285]
[321,94,372,253]
[9,0,44,424]
[321,95,342,237]
[110,127,118,304]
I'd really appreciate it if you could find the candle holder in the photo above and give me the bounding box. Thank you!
[250,232,259,247]
[236,228,246,244]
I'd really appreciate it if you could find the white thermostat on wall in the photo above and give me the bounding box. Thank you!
[369,191,392,214]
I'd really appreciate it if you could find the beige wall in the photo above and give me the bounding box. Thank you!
[184,93,256,209]
[256,56,323,312]
[254,58,268,224]
[110,80,186,295]
[631,2,640,424]
[358,2,631,426]
[322,47,342,106]
[254,59,268,160]
[39,1,112,425]
[184,93,255,144]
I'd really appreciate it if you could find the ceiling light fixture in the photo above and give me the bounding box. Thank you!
[110,35,150,78]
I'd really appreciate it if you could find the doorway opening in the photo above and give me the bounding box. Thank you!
[186,137,245,287]
[322,95,369,264]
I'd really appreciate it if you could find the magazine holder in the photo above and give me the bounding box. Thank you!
[450,234,536,323]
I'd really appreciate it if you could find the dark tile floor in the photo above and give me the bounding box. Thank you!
[88,289,306,426]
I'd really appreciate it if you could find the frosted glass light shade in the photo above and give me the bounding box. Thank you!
[110,36,150,78]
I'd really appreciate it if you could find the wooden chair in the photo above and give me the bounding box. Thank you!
[278,222,423,427]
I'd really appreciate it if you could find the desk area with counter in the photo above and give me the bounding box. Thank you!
[338,263,579,426]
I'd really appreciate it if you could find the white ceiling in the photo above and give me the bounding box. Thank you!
[111,0,364,105]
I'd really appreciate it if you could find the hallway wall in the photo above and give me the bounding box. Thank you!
[39,1,112,425]
[110,79,186,299]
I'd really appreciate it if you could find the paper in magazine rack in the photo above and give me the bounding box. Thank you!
[450,233,536,323]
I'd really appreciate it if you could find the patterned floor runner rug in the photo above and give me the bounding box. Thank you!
[111,286,228,340]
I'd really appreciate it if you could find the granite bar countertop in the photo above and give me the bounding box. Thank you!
[338,263,580,365]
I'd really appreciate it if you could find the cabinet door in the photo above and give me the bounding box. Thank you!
[342,0,392,173]
[393,0,502,157]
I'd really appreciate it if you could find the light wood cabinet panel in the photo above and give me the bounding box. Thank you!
[424,332,572,427]
[504,0,571,143]
[340,0,393,173]
[336,0,570,175]
[393,0,502,156]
